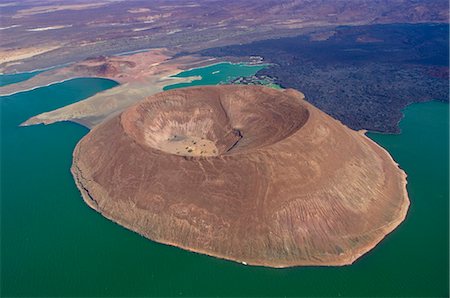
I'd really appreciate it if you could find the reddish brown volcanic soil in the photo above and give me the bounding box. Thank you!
[72,85,409,267]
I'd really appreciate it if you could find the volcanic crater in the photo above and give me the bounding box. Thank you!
[120,87,309,157]
[72,85,409,267]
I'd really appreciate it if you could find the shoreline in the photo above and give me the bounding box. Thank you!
[175,59,268,73]
[0,61,74,76]
[1,76,120,97]
[0,58,267,98]
[73,164,409,268]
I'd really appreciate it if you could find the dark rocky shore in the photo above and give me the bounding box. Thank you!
[200,23,449,133]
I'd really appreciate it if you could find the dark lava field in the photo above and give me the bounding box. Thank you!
[200,23,449,133]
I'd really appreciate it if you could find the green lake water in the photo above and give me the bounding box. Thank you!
[163,62,266,91]
[0,70,43,87]
[1,63,448,297]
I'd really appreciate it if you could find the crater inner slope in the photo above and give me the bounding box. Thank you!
[120,87,309,156]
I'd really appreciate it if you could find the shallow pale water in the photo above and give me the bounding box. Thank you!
[163,62,267,90]
[0,63,448,297]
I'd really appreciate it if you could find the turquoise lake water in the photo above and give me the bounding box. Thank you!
[0,70,43,87]
[163,62,266,90]
[0,63,448,297]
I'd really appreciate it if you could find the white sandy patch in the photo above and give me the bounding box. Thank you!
[159,4,200,9]
[13,2,118,18]
[128,8,151,13]
[132,27,153,32]
[0,2,18,8]
[0,25,20,30]
[167,29,182,35]
[136,13,172,22]
[0,45,61,63]
[156,135,219,157]
[26,25,72,32]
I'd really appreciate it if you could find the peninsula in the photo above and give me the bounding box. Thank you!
[1,49,217,128]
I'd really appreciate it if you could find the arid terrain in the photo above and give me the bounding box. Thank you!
[2,49,220,127]
[72,86,409,267]
[1,1,447,134]
[0,0,447,73]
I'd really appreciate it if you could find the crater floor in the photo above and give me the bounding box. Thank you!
[72,85,409,267]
